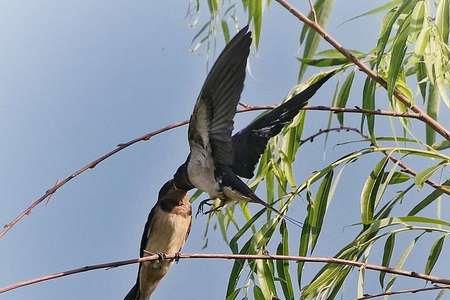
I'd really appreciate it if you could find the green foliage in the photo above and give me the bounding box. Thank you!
[190,0,450,299]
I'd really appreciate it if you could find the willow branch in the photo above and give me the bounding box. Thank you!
[2,252,450,294]
[299,126,364,145]
[303,106,422,119]
[0,105,421,240]
[274,0,450,142]
[357,285,449,300]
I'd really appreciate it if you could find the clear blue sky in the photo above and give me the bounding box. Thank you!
[1,1,448,299]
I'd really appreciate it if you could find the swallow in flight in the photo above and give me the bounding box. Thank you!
[173,26,335,224]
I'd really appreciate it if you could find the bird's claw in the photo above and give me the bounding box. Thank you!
[202,206,222,215]
[156,252,166,263]
[174,252,181,263]
[196,199,212,217]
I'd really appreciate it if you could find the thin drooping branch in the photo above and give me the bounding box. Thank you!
[299,126,364,145]
[300,126,450,196]
[274,0,450,142]
[357,285,448,300]
[1,252,450,294]
[0,119,187,239]
[303,106,422,119]
[0,105,420,240]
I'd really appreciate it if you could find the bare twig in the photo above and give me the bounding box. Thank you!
[0,119,189,239]
[2,252,450,294]
[298,126,450,196]
[300,126,364,145]
[0,105,421,240]
[274,0,450,142]
[303,106,422,119]
[357,285,449,300]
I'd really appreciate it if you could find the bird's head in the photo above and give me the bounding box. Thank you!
[158,179,190,206]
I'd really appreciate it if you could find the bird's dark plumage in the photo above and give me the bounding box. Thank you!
[177,26,335,224]
[188,25,251,166]
[231,70,337,178]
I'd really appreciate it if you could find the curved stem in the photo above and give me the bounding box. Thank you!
[1,252,449,294]
[356,285,448,300]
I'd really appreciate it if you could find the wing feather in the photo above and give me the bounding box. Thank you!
[231,71,336,178]
[188,26,252,166]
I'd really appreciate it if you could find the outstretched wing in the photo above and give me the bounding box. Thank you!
[231,71,336,178]
[188,26,252,167]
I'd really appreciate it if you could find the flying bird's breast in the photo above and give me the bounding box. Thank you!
[187,143,220,198]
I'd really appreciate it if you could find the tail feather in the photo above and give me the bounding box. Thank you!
[124,282,140,300]
[231,70,336,178]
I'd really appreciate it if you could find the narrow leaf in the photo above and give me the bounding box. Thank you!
[408,179,450,215]
[362,77,376,138]
[361,157,389,224]
[426,84,440,145]
[379,233,395,288]
[276,221,294,300]
[310,170,334,251]
[436,0,450,43]
[425,235,445,274]
[414,161,447,188]
[298,0,335,80]
[336,71,355,125]
[388,16,410,101]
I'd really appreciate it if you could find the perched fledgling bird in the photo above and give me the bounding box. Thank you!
[124,180,191,300]
[173,25,335,220]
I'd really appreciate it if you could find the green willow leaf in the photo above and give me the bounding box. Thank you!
[340,0,402,25]
[229,208,266,253]
[385,234,421,292]
[379,233,395,288]
[375,1,416,67]
[433,140,450,150]
[266,169,275,205]
[425,235,446,274]
[426,84,440,145]
[297,57,349,67]
[256,259,277,299]
[189,189,204,203]
[436,0,450,44]
[207,0,219,14]
[251,0,263,48]
[253,285,265,300]
[408,179,450,215]
[361,157,389,224]
[276,221,294,300]
[221,20,230,43]
[310,170,334,251]
[409,0,426,40]
[316,48,366,58]
[414,160,448,188]
[226,240,251,299]
[336,71,355,125]
[386,171,410,184]
[362,76,376,138]
[417,61,428,101]
[298,0,335,80]
[388,16,410,101]
[297,195,313,287]
[397,215,450,227]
